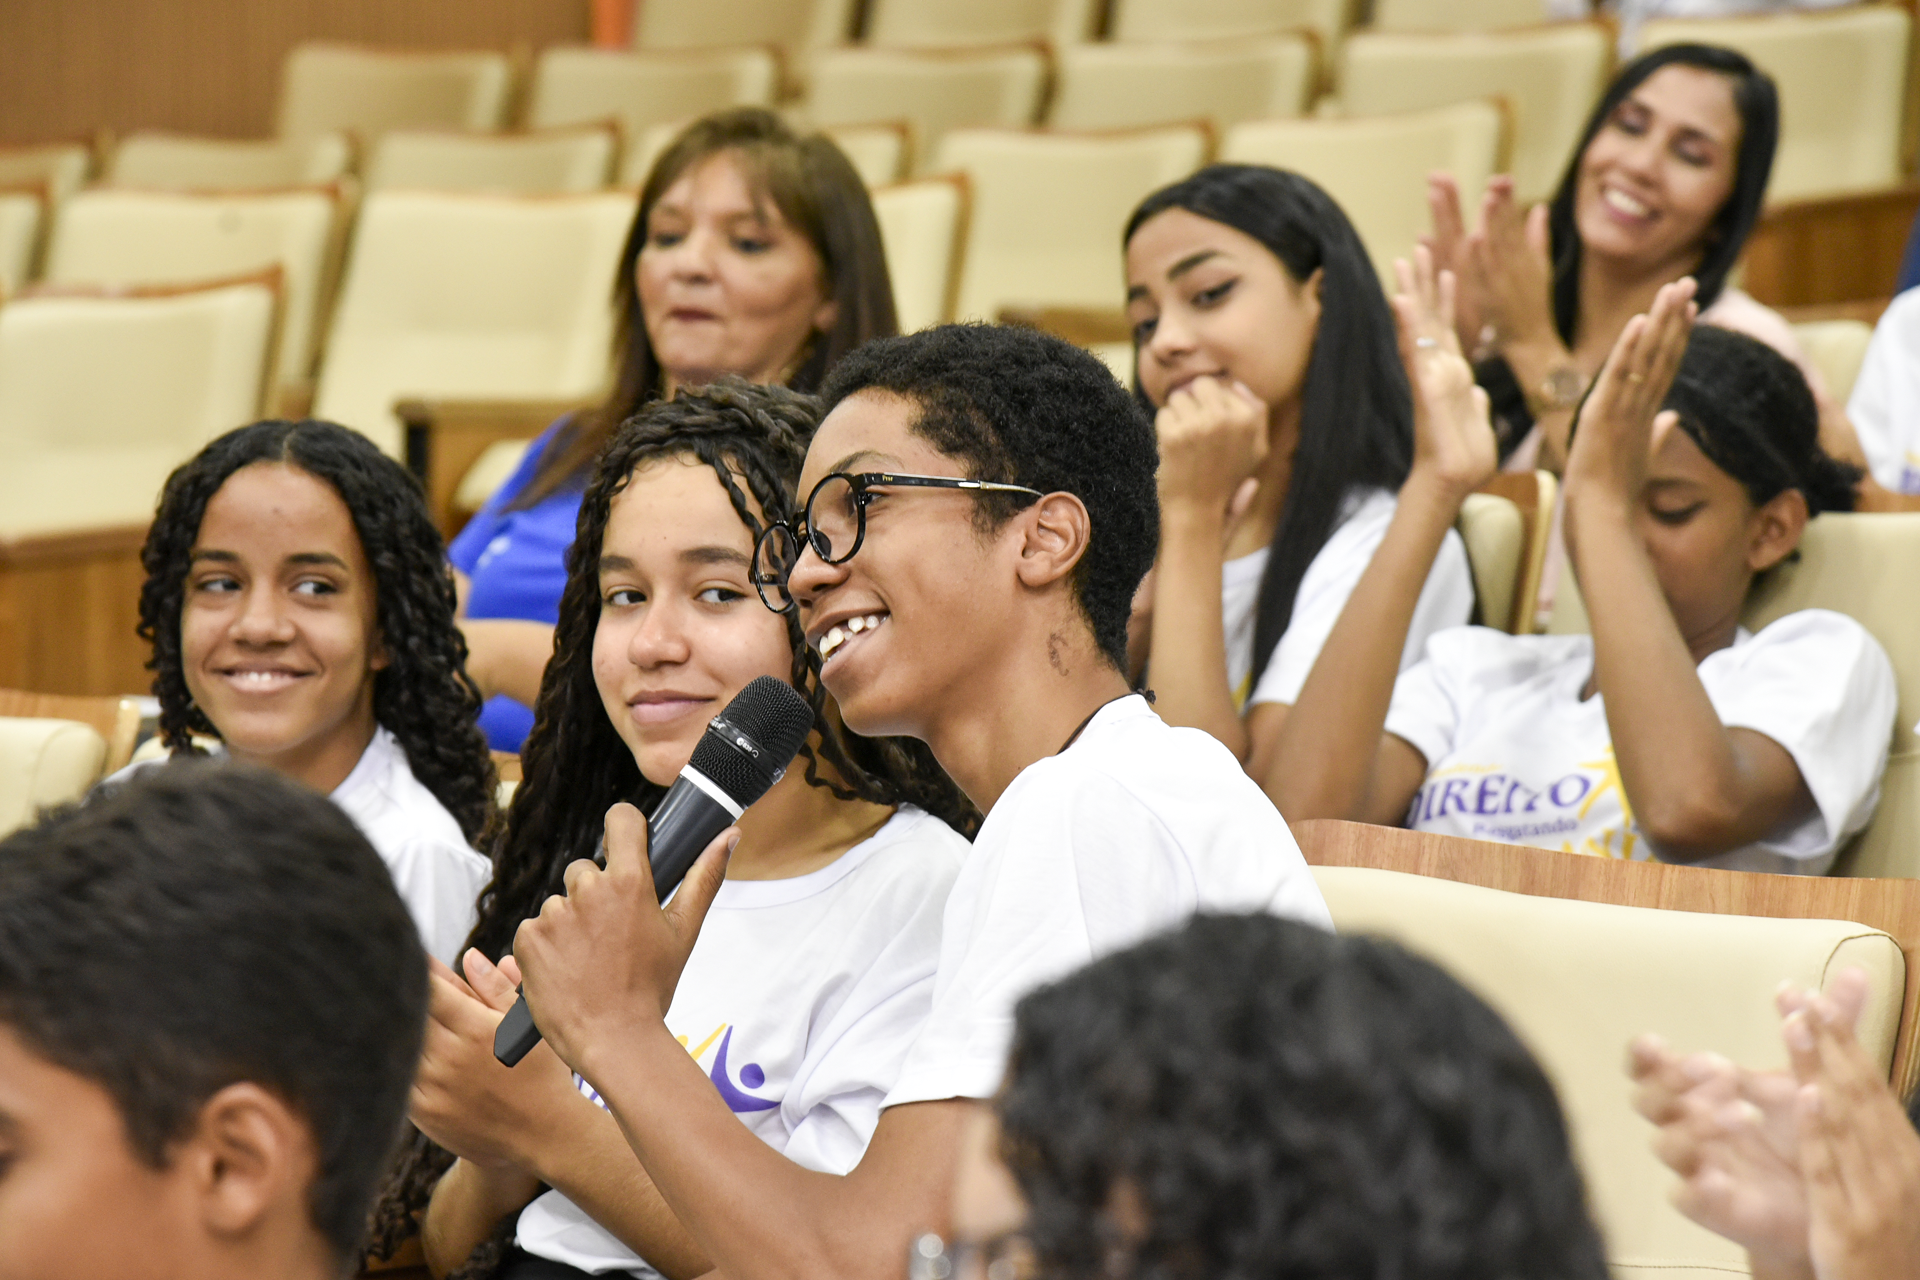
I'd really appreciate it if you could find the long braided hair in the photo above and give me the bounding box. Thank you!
[137,419,495,844]
[365,377,977,1274]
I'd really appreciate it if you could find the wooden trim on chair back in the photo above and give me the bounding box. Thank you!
[1292,818,1920,1098]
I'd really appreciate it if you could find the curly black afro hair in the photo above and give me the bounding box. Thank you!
[1000,913,1609,1280]
[137,419,495,846]
[817,323,1160,671]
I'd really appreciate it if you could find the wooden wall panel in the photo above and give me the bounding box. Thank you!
[0,526,152,697]
[0,0,590,145]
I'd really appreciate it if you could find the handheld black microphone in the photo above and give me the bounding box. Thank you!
[493,675,814,1067]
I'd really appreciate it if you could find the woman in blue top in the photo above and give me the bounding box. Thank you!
[450,107,899,750]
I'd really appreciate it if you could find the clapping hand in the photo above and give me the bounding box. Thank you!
[1563,277,1697,513]
[1390,245,1497,504]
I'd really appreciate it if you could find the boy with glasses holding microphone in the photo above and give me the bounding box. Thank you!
[511,323,1332,1280]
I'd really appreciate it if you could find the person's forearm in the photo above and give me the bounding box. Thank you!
[1147,505,1250,759]
[1746,1252,1817,1280]
[1255,482,1459,822]
[1501,337,1578,473]
[423,1159,541,1277]
[1568,494,1770,857]
[461,619,556,706]
[528,1101,711,1280]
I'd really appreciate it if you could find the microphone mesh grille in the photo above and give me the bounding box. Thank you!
[687,676,815,807]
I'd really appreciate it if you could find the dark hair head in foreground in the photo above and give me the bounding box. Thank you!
[1000,913,1609,1280]
[818,322,1161,671]
[0,762,427,1265]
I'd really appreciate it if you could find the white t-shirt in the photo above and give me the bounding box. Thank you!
[515,806,968,1277]
[106,727,491,964]
[1849,287,1920,495]
[1383,611,1897,875]
[1222,487,1476,709]
[884,695,1333,1109]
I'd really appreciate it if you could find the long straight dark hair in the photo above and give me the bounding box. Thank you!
[1125,165,1413,689]
[509,108,899,511]
[1547,44,1778,343]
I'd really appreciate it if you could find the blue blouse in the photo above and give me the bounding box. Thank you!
[448,419,584,751]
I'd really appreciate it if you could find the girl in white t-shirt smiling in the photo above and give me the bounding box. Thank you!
[367,381,975,1279]
[1274,255,1896,874]
[1122,165,1476,778]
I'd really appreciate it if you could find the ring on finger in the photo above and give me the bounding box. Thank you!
[1625,372,1646,384]
[1415,337,1439,349]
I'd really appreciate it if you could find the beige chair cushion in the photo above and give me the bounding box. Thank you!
[1791,318,1873,407]
[107,132,353,190]
[44,187,342,388]
[525,46,779,138]
[806,47,1049,177]
[621,121,687,188]
[1458,490,1524,634]
[1050,36,1317,133]
[1335,24,1612,202]
[632,0,859,72]
[935,125,1209,320]
[822,123,911,187]
[277,43,512,144]
[1371,0,1552,31]
[455,438,536,514]
[1110,0,1359,55]
[312,190,637,456]
[0,717,109,837]
[0,144,92,209]
[0,191,41,297]
[0,282,277,539]
[364,127,617,194]
[872,177,968,332]
[864,0,1099,49]
[1313,863,1903,1275]
[1223,99,1505,286]
[1638,6,1909,201]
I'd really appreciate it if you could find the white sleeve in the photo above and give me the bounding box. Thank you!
[1703,611,1898,865]
[1847,289,1920,494]
[379,838,492,965]
[1248,502,1476,708]
[1382,637,1473,776]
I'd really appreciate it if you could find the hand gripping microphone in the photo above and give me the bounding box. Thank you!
[492,675,815,1066]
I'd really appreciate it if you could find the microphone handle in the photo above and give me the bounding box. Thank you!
[492,774,746,1067]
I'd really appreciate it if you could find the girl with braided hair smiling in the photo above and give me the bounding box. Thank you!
[368,378,975,1280]
[125,419,496,963]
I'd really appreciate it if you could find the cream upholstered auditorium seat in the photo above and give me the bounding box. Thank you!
[632,0,858,75]
[1638,5,1909,201]
[0,691,142,776]
[364,126,618,194]
[0,144,92,211]
[1457,491,1524,634]
[0,279,276,540]
[106,132,353,190]
[1371,0,1551,31]
[620,122,684,187]
[935,125,1209,321]
[311,190,636,457]
[1335,24,1612,202]
[1549,512,1920,878]
[864,0,1100,50]
[1109,0,1358,59]
[0,718,109,836]
[1309,861,1904,1280]
[524,46,779,140]
[276,43,512,145]
[42,187,344,393]
[805,47,1049,177]
[1793,318,1874,406]
[0,192,40,298]
[871,175,969,332]
[822,122,911,187]
[1223,100,1506,285]
[1049,37,1317,132]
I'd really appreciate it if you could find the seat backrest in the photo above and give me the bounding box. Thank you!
[1457,491,1523,634]
[311,190,637,456]
[0,279,277,540]
[1222,99,1506,286]
[1336,24,1612,202]
[806,46,1050,176]
[1110,0,1357,54]
[864,0,1099,49]
[364,126,618,194]
[935,125,1209,320]
[1638,5,1909,201]
[0,690,141,773]
[524,46,780,137]
[0,190,42,297]
[44,187,343,388]
[822,122,912,187]
[1050,36,1317,132]
[0,144,92,210]
[107,132,353,190]
[0,717,110,837]
[1309,860,1905,1279]
[1792,317,1874,406]
[634,0,859,67]
[871,175,969,332]
[277,43,512,143]
[1371,0,1554,31]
